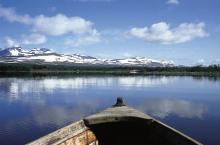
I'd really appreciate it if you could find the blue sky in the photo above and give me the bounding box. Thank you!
[0,0,219,65]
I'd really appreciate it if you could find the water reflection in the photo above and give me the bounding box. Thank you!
[30,99,103,127]
[0,76,175,101]
[0,77,210,121]
[136,98,207,119]
[192,76,220,82]
[2,76,220,102]
[32,105,85,127]
[0,76,219,145]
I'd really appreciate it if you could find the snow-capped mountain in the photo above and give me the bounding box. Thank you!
[0,47,29,56]
[28,48,52,55]
[0,47,174,67]
[105,57,174,67]
[0,47,51,56]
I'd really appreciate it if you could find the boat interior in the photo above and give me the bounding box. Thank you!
[87,118,173,145]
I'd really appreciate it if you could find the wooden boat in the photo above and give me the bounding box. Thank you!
[27,97,202,145]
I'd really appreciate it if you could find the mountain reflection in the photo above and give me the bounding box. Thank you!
[0,76,175,100]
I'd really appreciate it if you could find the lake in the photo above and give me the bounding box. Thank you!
[0,76,220,145]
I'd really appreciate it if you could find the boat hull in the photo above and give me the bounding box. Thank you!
[27,105,202,145]
[27,120,98,145]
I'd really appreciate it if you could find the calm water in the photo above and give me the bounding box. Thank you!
[0,76,220,145]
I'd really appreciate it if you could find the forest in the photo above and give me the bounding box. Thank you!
[0,63,219,76]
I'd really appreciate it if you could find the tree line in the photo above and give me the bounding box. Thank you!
[0,63,219,75]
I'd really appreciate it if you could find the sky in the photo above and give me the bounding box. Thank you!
[0,0,219,65]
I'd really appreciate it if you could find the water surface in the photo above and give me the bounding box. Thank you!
[0,76,220,145]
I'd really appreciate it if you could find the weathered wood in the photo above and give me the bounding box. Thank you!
[59,130,97,145]
[84,106,153,125]
[27,120,97,145]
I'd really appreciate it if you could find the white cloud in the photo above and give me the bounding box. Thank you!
[127,22,208,44]
[211,59,220,65]
[32,14,95,36]
[0,5,31,24]
[122,53,132,57]
[0,5,101,46]
[196,59,205,65]
[22,33,47,45]
[195,59,220,66]
[3,37,20,47]
[167,0,179,5]
[0,5,96,36]
[65,30,101,46]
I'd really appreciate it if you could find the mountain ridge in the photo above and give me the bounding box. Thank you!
[0,47,174,67]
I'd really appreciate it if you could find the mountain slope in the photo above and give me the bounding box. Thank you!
[0,47,30,56]
[0,47,174,67]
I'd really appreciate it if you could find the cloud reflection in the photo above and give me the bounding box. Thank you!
[136,98,207,119]
[0,77,207,122]
[32,105,84,127]
[30,96,104,127]
[0,96,105,135]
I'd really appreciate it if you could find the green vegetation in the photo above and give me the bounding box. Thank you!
[0,63,220,77]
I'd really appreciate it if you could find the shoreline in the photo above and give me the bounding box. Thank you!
[0,63,219,77]
[0,70,220,77]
